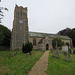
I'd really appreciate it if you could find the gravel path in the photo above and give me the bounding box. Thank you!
[28,50,49,75]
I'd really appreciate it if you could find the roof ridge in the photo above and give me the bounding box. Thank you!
[29,31,55,35]
[29,31,71,40]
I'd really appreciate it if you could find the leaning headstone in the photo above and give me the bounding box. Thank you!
[56,51,60,58]
[65,52,70,61]
[73,50,75,54]
[53,50,55,57]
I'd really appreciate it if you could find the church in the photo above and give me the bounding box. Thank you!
[11,5,72,50]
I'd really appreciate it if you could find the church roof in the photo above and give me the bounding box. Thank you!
[29,32,71,40]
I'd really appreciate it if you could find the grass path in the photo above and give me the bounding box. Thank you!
[29,50,49,75]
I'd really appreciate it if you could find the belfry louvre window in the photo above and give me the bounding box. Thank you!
[33,38,36,46]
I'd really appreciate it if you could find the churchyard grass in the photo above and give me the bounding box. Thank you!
[47,51,75,75]
[0,50,45,75]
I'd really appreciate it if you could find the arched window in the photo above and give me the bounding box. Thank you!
[33,38,36,46]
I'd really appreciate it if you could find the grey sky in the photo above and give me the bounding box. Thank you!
[0,0,75,33]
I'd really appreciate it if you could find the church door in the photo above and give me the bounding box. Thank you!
[46,44,49,50]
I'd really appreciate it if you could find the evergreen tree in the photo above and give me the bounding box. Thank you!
[22,42,33,54]
[0,24,11,47]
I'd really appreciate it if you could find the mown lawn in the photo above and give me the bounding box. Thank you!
[47,51,75,75]
[0,50,45,75]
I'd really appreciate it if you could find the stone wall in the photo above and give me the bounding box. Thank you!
[29,36,72,50]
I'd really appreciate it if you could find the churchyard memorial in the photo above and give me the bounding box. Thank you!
[53,45,70,61]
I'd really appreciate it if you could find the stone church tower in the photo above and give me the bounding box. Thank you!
[11,5,29,50]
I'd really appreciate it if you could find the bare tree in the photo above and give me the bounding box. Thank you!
[0,7,8,23]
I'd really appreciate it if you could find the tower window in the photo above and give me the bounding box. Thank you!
[33,38,36,46]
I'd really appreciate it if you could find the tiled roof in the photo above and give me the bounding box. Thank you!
[29,31,71,40]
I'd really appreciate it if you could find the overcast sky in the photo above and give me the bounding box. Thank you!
[0,0,75,33]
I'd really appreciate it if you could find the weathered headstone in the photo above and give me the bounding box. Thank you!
[56,51,60,58]
[62,46,70,61]
[65,53,70,61]
[53,50,55,57]
[68,49,72,54]
[73,50,75,54]
[62,46,68,52]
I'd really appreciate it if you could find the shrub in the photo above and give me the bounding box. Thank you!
[22,42,33,54]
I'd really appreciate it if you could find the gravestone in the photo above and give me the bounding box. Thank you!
[62,46,70,61]
[53,49,60,58]
[65,53,70,61]
[56,51,60,58]
[68,49,72,54]
[62,46,68,52]
[53,50,55,57]
[73,50,75,54]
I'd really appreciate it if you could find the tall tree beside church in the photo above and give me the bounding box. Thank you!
[71,28,75,47]
[0,25,11,47]
[58,28,72,37]
[57,27,75,47]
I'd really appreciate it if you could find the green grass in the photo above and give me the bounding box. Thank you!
[0,50,45,75]
[47,51,75,75]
